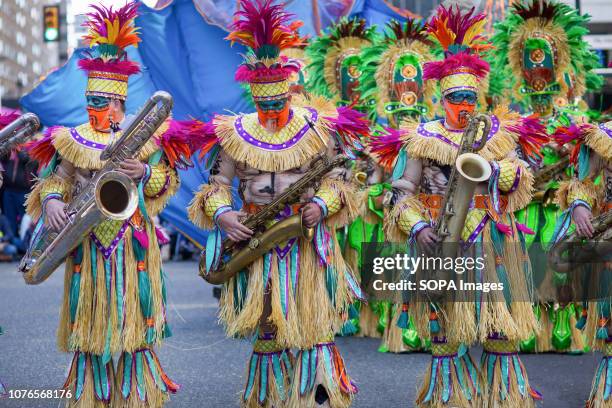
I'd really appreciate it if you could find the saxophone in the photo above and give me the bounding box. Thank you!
[19,91,173,284]
[199,154,348,284]
[0,113,40,156]
[435,113,492,244]
[531,155,570,204]
[548,210,612,273]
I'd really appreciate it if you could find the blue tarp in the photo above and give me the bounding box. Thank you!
[20,0,402,245]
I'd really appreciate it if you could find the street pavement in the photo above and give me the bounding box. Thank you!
[0,261,598,407]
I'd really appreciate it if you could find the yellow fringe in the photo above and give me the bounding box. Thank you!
[588,379,612,408]
[51,124,159,171]
[323,178,363,229]
[554,178,602,212]
[213,96,337,173]
[383,195,424,241]
[481,348,536,408]
[64,355,114,408]
[289,347,354,408]
[187,183,234,230]
[356,304,382,338]
[114,352,169,408]
[58,224,166,354]
[477,222,540,343]
[415,351,481,408]
[219,256,265,341]
[507,160,534,213]
[401,105,519,166]
[144,164,180,217]
[535,306,553,353]
[25,175,71,220]
[241,351,293,408]
[508,18,575,100]
[374,41,437,120]
[383,304,423,353]
[323,36,373,102]
[585,123,612,161]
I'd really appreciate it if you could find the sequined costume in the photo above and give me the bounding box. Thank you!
[187,2,369,407]
[304,17,379,338]
[23,4,186,407]
[490,0,602,354]
[370,6,544,407]
[358,18,440,353]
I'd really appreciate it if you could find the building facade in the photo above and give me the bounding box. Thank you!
[0,0,60,104]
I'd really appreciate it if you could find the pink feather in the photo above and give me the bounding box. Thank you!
[0,111,20,129]
[78,58,140,76]
[368,127,406,172]
[325,107,369,152]
[423,52,489,80]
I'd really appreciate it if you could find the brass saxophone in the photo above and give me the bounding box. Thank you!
[0,113,40,156]
[19,91,173,284]
[435,113,492,244]
[531,155,570,204]
[548,210,612,273]
[199,154,348,284]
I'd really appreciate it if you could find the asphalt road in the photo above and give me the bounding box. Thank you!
[0,261,599,407]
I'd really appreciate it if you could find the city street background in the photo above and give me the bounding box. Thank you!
[0,261,598,407]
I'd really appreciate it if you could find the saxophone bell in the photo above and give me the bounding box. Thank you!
[95,171,139,220]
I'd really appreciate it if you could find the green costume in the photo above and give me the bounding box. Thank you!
[490,0,602,353]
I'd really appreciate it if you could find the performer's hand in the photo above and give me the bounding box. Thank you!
[302,203,322,227]
[118,158,145,180]
[416,227,439,254]
[45,199,68,232]
[218,210,253,242]
[573,205,594,238]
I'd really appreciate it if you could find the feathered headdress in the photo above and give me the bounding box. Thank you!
[490,0,602,102]
[79,2,141,100]
[359,19,440,122]
[306,17,378,104]
[423,5,491,97]
[227,0,305,102]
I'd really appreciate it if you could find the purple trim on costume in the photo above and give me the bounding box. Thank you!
[571,199,592,213]
[483,350,518,356]
[234,108,317,151]
[507,166,521,194]
[151,175,171,199]
[141,164,152,186]
[315,342,336,347]
[42,193,63,210]
[410,221,430,242]
[90,220,130,259]
[463,214,489,250]
[213,206,232,229]
[259,332,276,340]
[253,92,289,101]
[487,332,508,340]
[70,128,107,150]
[417,115,500,148]
[275,238,297,259]
[443,85,478,94]
[312,196,328,218]
[598,122,612,139]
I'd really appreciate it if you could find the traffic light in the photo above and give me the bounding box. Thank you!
[43,5,60,42]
